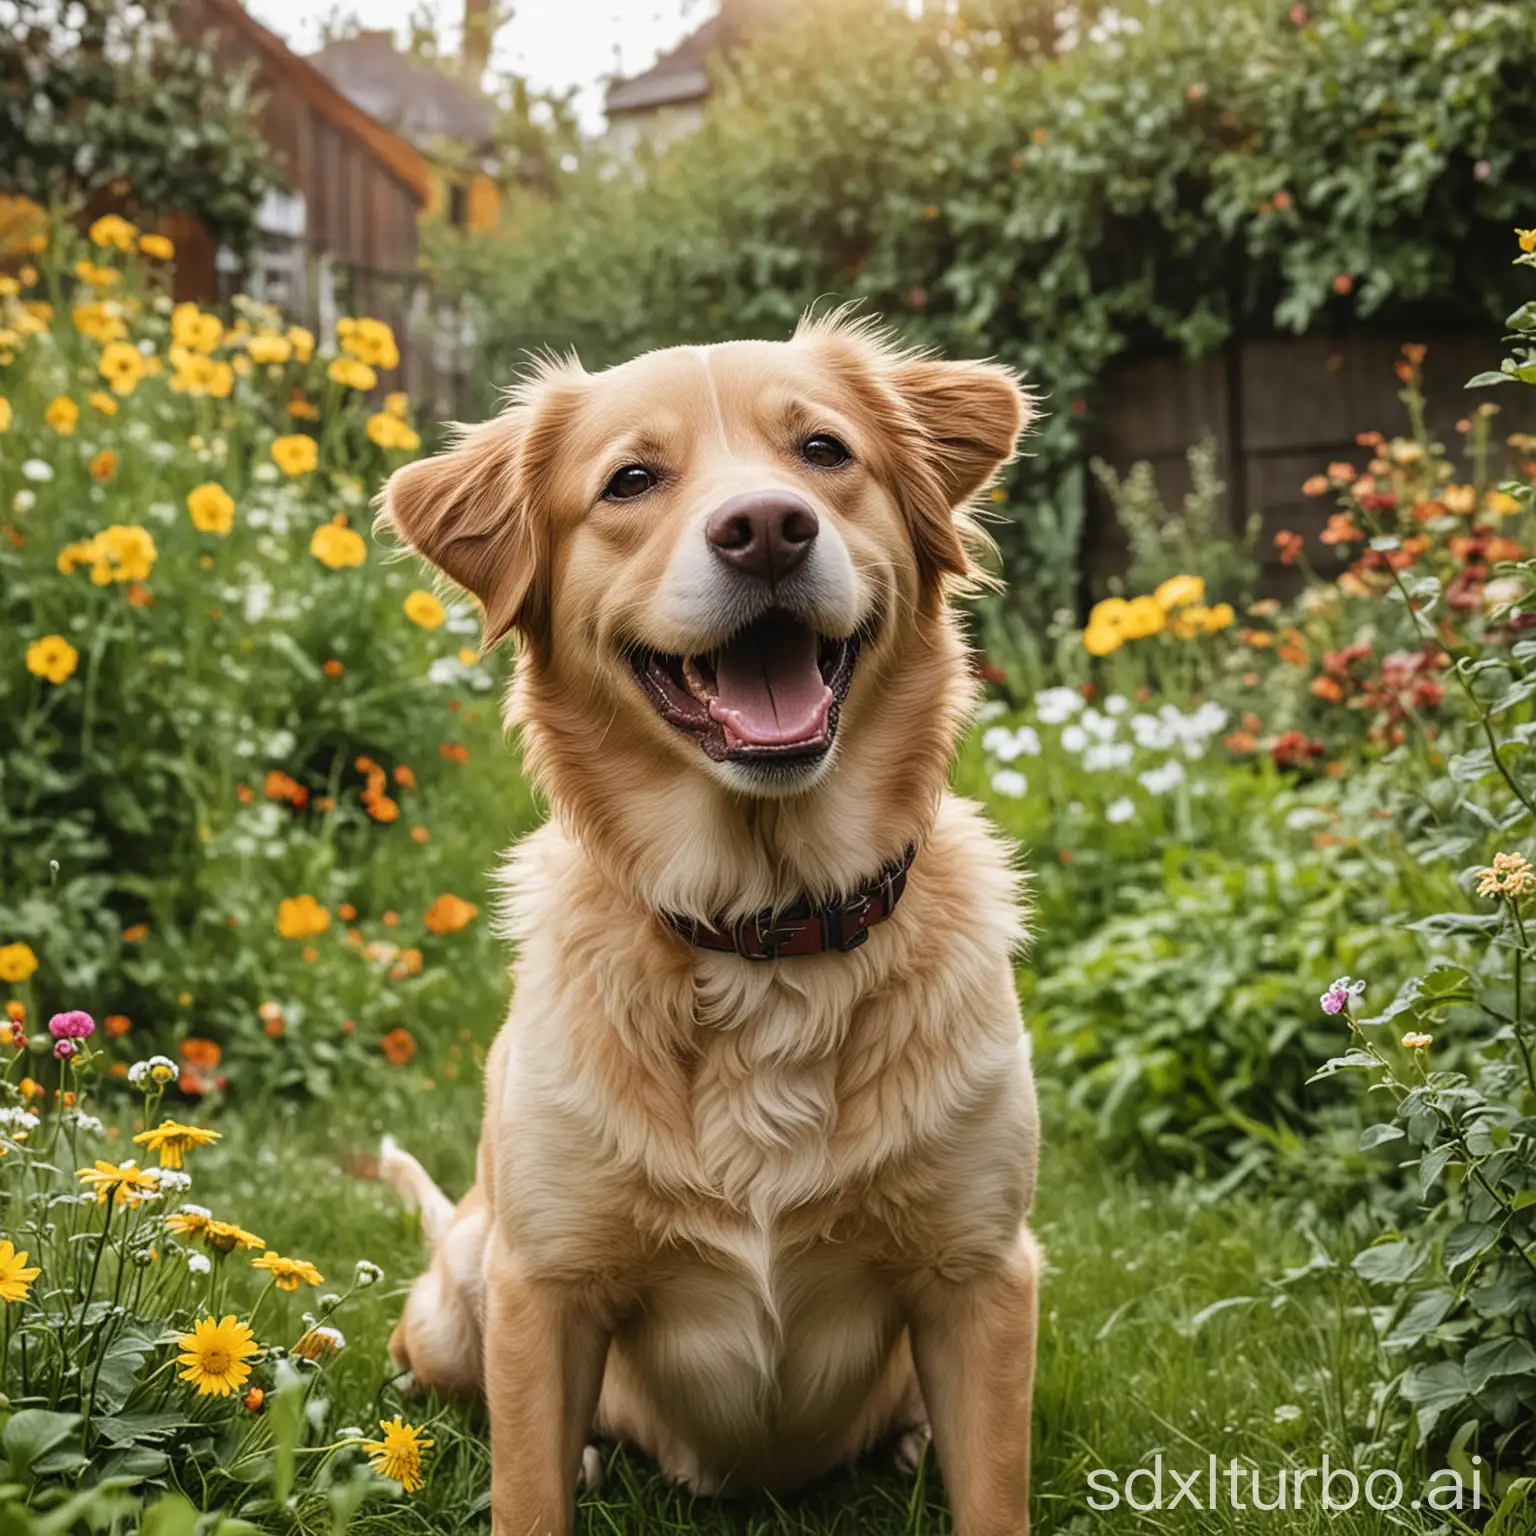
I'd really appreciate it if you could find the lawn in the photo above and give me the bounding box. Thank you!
[187,1074,1446,1535]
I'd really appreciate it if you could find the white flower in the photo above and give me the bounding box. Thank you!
[1033,686,1084,724]
[354,1259,384,1287]
[186,1251,211,1275]
[1060,723,1088,754]
[990,768,1028,798]
[1104,694,1129,716]
[1081,709,1118,742]
[975,699,1009,723]
[21,459,53,482]
[1285,807,1330,831]
[1083,741,1133,772]
[1138,760,1187,795]
[63,1110,103,1134]
[1105,796,1135,824]
[12,489,36,512]
[147,1168,191,1192]
[126,1054,177,1088]
[0,1107,39,1131]
[982,724,1042,762]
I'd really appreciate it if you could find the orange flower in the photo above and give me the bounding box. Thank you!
[1277,630,1309,667]
[323,659,344,678]
[126,582,153,607]
[90,449,116,480]
[1224,730,1259,754]
[1309,675,1346,702]
[264,770,308,808]
[1402,343,1426,365]
[1332,273,1353,296]
[1273,530,1303,565]
[1319,512,1362,546]
[179,1038,222,1069]
[381,1027,416,1065]
[399,947,423,976]
[104,1014,132,1038]
[410,826,430,844]
[382,911,399,928]
[122,923,149,943]
[393,765,416,789]
[338,903,357,921]
[366,794,400,824]
[1301,474,1329,497]
[424,894,477,935]
[439,743,469,763]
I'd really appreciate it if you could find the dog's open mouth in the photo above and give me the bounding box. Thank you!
[629,611,860,764]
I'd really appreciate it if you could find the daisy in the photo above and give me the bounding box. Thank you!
[251,1251,324,1291]
[133,1118,221,1169]
[175,1314,259,1396]
[0,1239,41,1303]
[363,1415,433,1492]
[76,1159,159,1207]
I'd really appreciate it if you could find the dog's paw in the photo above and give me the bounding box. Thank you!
[577,1444,603,1496]
[893,1423,931,1478]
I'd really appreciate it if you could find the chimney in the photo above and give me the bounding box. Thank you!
[462,0,493,86]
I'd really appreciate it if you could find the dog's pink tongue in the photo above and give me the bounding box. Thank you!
[709,614,832,747]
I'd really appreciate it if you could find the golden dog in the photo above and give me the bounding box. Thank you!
[378,313,1040,1536]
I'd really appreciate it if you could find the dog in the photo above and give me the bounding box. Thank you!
[377,313,1040,1536]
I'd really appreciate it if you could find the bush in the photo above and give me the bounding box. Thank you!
[0,208,536,1094]
[434,0,1536,613]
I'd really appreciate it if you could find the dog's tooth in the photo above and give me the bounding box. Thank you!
[682,655,714,702]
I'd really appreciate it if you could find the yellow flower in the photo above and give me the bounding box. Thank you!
[247,331,292,365]
[168,348,234,398]
[1520,229,1536,255]
[0,397,9,433]
[0,1240,41,1304]
[1476,851,1536,900]
[171,303,223,354]
[1082,621,1122,656]
[138,233,175,260]
[1087,596,1130,631]
[251,1251,324,1291]
[98,340,146,395]
[1402,1031,1433,1051]
[26,635,78,684]
[89,214,138,252]
[90,449,116,481]
[424,893,477,935]
[176,1315,259,1397]
[73,260,119,289]
[1119,595,1166,639]
[456,647,478,666]
[187,483,235,535]
[287,326,315,362]
[133,1119,221,1169]
[271,434,318,476]
[339,316,399,371]
[164,1206,213,1240]
[276,894,330,940]
[362,1416,433,1493]
[0,944,38,984]
[204,1219,265,1253]
[1487,490,1523,517]
[73,301,127,344]
[310,521,366,569]
[384,391,409,418]
[64,525,157,585]
[89,391,119,416]
[77,1160,160,1207]
[327,356,378,391]
[1154,573,1205,611]
[366,412,420,451]
[1203,602,1235,632]
[1168,604,1209,639]
[45,395,79,435]
[403,590,446,628]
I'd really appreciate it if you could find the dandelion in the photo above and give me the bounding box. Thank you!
[187,483,235,535]
[0,1240,41,1303]
[176,1315,259,1396]
[362,1416,433,1492]
[293,1323,345,1359]
[252,1251,324,1290]
[25,636,78,684]
[77,1159,160,1207]
[403,590,446,628]
[271,434,319,476]
[1320,976,1366,1016]
[1476,851,1536,900]
[310,521,367,568]
[133,1119,221,1169]
[1402,1032,1433,1051]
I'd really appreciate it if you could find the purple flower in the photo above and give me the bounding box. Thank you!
[1320,976,1365,1016]
[1474,159,1492,183]
[48,1010,94,1040]
[53,1039,77,1060]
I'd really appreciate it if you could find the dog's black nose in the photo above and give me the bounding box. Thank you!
[706,492,819,583]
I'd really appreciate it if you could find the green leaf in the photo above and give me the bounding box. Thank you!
[3,1410,82,1480]
[1442,1221,1501,1274]
[1463,1335,1536,1395]
[1401,1360,1470,1443]
[1383,1288,1456,1349]
[1467,370,1513,388]
[1359,1122,1406,1151]
[1353,1239,1424,1285]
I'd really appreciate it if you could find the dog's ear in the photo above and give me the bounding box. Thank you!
[886,356,1032,582]
[379,367,582,648]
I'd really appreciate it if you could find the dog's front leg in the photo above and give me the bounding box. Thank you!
[907,1225,1040,1536]
[484,1232,611,1536]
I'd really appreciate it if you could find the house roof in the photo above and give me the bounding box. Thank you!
[191,0,430,203]
[310,31,497,151]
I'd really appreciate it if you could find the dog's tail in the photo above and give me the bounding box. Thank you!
[378,1134,456,1247]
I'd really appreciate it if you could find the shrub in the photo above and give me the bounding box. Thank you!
[0,209,535,1093]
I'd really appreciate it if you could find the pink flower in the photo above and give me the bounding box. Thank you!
[53,1039,77,1060]
[48,1010,95,1040]
[1473,160,1492,183]
[1320,976,1365,1015]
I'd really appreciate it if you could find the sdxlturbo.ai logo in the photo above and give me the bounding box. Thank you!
[1086,1455,1483,1513]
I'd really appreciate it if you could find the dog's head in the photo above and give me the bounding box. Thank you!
[382,316,1029,903]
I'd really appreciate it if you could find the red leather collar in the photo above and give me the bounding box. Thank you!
[667,844,917,961]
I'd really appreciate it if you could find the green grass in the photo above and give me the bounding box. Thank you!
[185,1077,1460,1535]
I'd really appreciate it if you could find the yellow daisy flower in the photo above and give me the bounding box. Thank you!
[310,522,366,569]
[0,944,39,983]
[45,395,79,435]
[362,1416,433,1492]
[186,483,235,535]
[204,1219,265,1254]
[175,1315,259,1396]
[0,1239,41,1304]
[251,1251,324,1291]
[271,434,318,476]
[26,635,78,684]
[402,590,446,628]
[133,1119,221,1169]
[76,1159,159,1207]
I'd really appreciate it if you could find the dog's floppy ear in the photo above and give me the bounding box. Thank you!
[886,355,1032,582]
[379,364,582,649]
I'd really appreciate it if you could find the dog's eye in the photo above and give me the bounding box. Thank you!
[801,434,851,469]
[603,465,657,501]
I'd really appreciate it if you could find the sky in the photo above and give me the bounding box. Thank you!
[245,0,705,128]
